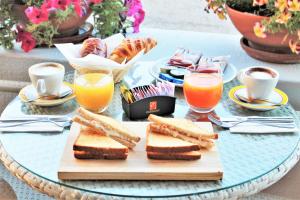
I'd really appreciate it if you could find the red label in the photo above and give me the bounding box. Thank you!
[149,101,157,111]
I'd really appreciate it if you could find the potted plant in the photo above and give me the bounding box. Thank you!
[205,0,300,62]
[0,0,145,52]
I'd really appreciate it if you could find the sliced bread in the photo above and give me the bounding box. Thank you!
[148,114,218,140]
[147,151,201,160]
[77,107,140,142]
[146,127,200,153]
[73,128,128,154]
[74,151,128,160]
[149,123,214,149]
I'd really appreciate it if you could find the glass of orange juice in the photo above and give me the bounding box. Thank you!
[183,67,223,113]
[74,68,114,113]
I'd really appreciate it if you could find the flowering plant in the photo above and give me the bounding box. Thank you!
[206,0,300,53]
[0,0,145,52]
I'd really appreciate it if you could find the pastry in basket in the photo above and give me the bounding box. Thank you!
[109,38,157,64]
[148,114,217,150]
[73,107,140,149]
[73,127,128,160]
[80,38,107,57]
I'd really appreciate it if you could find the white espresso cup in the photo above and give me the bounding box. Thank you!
[238,66,279,100]
[28,62,65,97]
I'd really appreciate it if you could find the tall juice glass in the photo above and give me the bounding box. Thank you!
[183,68,223,113]
[74,69,114,113]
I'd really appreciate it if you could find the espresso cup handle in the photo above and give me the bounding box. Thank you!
[237,69,247,84]
[36,79,46,95]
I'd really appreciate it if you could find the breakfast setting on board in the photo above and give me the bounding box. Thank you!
[0,33,298,184]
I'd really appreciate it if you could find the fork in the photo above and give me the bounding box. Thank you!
[208,114,296,129]
[0,119,71,128]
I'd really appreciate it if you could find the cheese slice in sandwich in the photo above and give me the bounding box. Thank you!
[73,107,140,149]
[146,126,200,153]
[73,127,128,160]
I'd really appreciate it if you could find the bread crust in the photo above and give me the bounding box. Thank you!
[74,151,128,160]
[147,151,201,160]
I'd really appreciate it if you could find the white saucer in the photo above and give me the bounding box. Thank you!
[229,85,289,111]
[149,57,237,87]
[19,82,75,107]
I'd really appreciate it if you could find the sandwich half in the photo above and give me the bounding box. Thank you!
[73,107,140,149]
[73,127,128,160]
[148,114,217,149]
[146,126,201,160]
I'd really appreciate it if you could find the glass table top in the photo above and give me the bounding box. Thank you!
[0,64,299,198]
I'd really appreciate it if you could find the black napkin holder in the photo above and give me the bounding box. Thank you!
[121,95,176,120]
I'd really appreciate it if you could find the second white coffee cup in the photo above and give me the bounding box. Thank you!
[28,62,65,97]
[238,66,279,100]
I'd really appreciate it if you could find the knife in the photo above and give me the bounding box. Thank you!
[0,115,71,122]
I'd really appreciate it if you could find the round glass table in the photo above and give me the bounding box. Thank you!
[0,64,299,199]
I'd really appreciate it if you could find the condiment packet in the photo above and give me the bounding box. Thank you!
[168,48,230,73]
[121,82,175,104]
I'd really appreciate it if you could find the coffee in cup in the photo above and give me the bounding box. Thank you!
[28,62,65,97]
[238,66,279,100]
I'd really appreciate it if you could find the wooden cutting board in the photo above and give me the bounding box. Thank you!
[58,122,223,180]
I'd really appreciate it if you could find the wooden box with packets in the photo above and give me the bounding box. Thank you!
[120,82,176,120]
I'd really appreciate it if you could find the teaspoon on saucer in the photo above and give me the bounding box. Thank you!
[235,94,284,107]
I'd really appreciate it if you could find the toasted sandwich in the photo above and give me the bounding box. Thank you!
[73,127,128,160]
[73,107,140,149]
[146,126,201,160]
[148,114,217,149]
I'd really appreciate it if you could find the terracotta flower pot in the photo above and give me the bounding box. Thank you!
[12,4,92,38]
[226,5,298,52]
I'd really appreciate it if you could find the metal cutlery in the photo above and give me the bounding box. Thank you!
[0,119,71,128]
[208,114,296,129]
[235,94,284,106]
[0,115,72,128]
[222,116,294,123]
[25,89,73,102]
[0,116,71,122]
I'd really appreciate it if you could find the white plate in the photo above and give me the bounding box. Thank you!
[228,85,289,111]
[19,82,75,107]
[149,58,237,87]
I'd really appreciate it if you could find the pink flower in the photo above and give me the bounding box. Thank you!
[126,0,145,33]
[41,0,54,10]
[20,32,36,52]
[25,6,49,24]
[51,0,72,11]
[132,8,145,33]
[72,0,85,17]
[89,0,102,4]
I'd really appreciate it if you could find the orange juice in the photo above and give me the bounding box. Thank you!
[74,72,114,112]
[183,73,223,113]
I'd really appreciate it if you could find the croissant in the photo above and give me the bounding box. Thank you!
[80,38,107,58]
[109,38,157,63]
